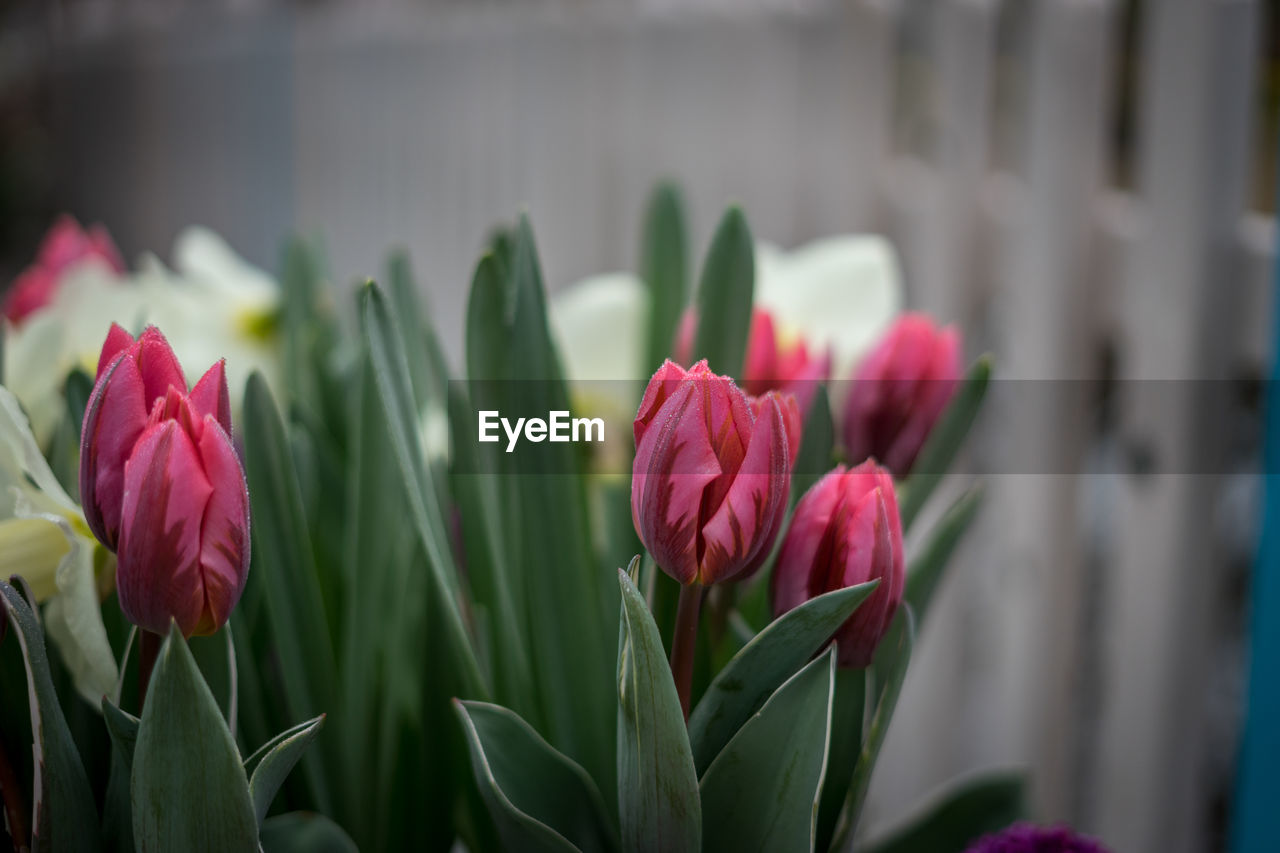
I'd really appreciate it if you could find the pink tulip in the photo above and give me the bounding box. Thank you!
[115,384,249,637]
[674,307,831,413]
[632,360,794,585]
[2,215,125,324]
[770,460,903,668]
[842,313,962,477]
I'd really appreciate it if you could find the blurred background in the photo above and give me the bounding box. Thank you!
[1,1,1276,852]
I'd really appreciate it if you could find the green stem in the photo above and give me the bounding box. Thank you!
[669,583,705,720]
[137,629,162,711]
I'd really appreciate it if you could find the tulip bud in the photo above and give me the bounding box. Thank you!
[2,215,125,325]
[770,460,903,668]
[632,360,794,585]
[842,313,961,477]
[80,325,190,550]
[674,307,831,413]
[115,383,249,637]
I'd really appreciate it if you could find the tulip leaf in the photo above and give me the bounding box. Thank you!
[260,812,359,853]
[688,580,878,775]
[101,701,140,853]
[793,385,835,503]
[246,715,326,825]
[455,700,618,853]
[700,648,837,853]
[616,568,701,852]
[359,281,485,697]
[64,368,94,441]
[898,356,991,529]
[904,486,984,624]
[641,181,690,374]
[132,624,258,852]
[692,206,754,376]
[242,373,336,813]
[859,771,1027,853]
[814,667,867,852]
[0,580,102,853]
[827,606,915,851]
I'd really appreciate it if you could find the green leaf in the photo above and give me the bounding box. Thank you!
[242,373,336,814]
[691,206,754,376]
[688,581,878,775]
[0,579,101,853]
[246,715,326,825]
[359,281,485,696]
[814,668,866,852]
[793,385,835,504]
[101,701,139,852]
[64,368,94,442]
[132,624,258,852]
[616,568,700,852]
[859,772,1027,853]
[904,487,984,623]
[456,700,617,853]
[829,607,916,850]
[641,182,690,373]
[700,648,836,853]
[898,357,991,529]
[260,812,359,853]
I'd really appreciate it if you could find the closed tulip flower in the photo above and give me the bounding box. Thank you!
[2,215,125,325]
[842,312,962,477]
[632,359,794,586]
[771,460,904,668]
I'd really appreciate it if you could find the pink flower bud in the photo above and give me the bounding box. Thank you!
[674,307,831,414]
[770,460,904,668]
[2,215,125,324]
[842,313,962,477]
[632,360,794,585]
[115,385,249,636]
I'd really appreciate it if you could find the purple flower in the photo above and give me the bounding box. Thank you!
[964,823,1112,853]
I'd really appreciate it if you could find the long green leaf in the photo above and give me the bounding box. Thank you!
[101,701,139,853]
[814,668,867,852]
[793,385,835,504]
[359,281,484,696]
[242,372,336,813]
[904,486,984,623]
[260,812,359,853]
[132,625,258,852]
[456,700,617,853]
[248,715,326,824]
[616,568,700,852]
[0,580,101,853]
[692,206,754,375]
[700,648,836,853]
[829,607,916,850]
[898,357,991,528]
[641,182,690,373]
[688,581,877,775]
[859,772,1027,853]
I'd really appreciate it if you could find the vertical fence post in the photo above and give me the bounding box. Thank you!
[1231,153,1280,853]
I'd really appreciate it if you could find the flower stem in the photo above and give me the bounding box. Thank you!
[669,583,704,720]
[0,733,29,850]
[138,629,162,711]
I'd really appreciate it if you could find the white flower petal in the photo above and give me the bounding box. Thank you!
[549,272,647,383]
[44,520,118,705]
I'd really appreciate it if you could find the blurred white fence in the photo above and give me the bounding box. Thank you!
[43,1,1274,850]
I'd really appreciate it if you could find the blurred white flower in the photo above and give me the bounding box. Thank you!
[2,226,282,445]
[0,385,116,705]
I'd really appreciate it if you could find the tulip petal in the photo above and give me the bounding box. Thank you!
[116,422,213,636]
[97,323,135,379]
[80,354,150,548]
[192,419,250,636]
[134,326,187,406]
[699,391,791,583]
[771,468,846,615]
[632,381,722,584]
[189,360,232,437]
[834,489,897,668]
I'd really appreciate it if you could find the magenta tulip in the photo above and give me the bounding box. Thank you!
[80,323,247,637]
[2,215,125,324]
[771,460,904,668]
[842,312,962,477]
[632,359,794,586]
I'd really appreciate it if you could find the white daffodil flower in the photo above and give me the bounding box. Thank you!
[0,385,116,705]
[1,227,282,446]
[549,233,902,409]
